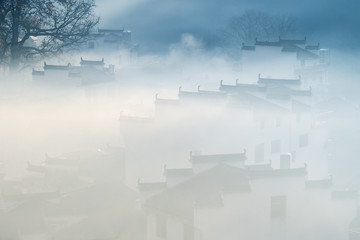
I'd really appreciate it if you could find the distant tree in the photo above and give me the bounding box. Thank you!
[0,0,99,71]
[222,10,296,47]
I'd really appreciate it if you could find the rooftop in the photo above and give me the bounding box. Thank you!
[305,43,320,50]
[190,151,247,163]
[246,162,272,171]
[242,43,256,51]
[279,37,307,45]
[178,86,227,99]
[144,164,250,219]
[43,62,71,71]
[258,74,302,85]
[255,39,282,47]
[247,165,307,179]
[255,37,307,46]
[282,44,319,60]
[305,177,332,188]
[155,95,180,105]
[32,69,45,76]
[219,80,267,92]
[80,57,105,66]
[164,166,194,178]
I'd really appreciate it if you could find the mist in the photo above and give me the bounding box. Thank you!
[0,1,360,240]
[96,0,360,53]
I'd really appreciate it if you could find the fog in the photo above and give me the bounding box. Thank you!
[96,0,360,53]
[1,2,360,240]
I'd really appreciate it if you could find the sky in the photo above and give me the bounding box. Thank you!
[95,0,360,53]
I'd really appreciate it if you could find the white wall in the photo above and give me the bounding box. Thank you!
[195,177,357,240]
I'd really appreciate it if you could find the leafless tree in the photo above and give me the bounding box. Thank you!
[222,10,296,47]
[0,0,99,71]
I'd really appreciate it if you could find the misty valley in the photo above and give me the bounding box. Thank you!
[0,1,360,240]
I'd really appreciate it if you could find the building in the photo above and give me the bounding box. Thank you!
[141,163,357,240]
[82,28,139,65]
[241,37,329,94]
[32,58,115,86]
[86,28,132,51]
[0,146,140,240]
[154,77,329,178]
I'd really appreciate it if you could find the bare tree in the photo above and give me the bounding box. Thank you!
[222,10,296,47]
[270,14,296,39]
[0,0,99,71]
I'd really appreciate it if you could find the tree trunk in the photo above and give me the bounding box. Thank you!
[10,0,20,71]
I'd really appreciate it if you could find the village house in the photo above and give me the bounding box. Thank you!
[154,75,330,179]
[32,58,115,86]
[240,37,329,94]
[141,161,358,240]
[82,28,139,65]
[0,146,143,240]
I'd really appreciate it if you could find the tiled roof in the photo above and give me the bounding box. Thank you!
[305,43,320,50]
[80,57,105,66]
[253,37,319,60]
[242,43,256,51]
[219,80,267,92]
[155,94,180,105]
[246,162,272,171]
[287,45,319,60]
[178,86,227,99]
[43,62,71,70]
[32,69,45,76]
[258,74,302,85]
[291,88,312,96]
[190,151,247,163]
[305,177,332,188]
[279,37,307,45]
[255,40,282,47]
[247,165,307,178]
[144,164,250,219]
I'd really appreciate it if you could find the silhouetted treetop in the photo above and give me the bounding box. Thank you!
[0,0,99,70]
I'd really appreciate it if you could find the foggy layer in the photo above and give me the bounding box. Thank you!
[1,15,360,239]
[1,43,359,187]
[96,0,360,53]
